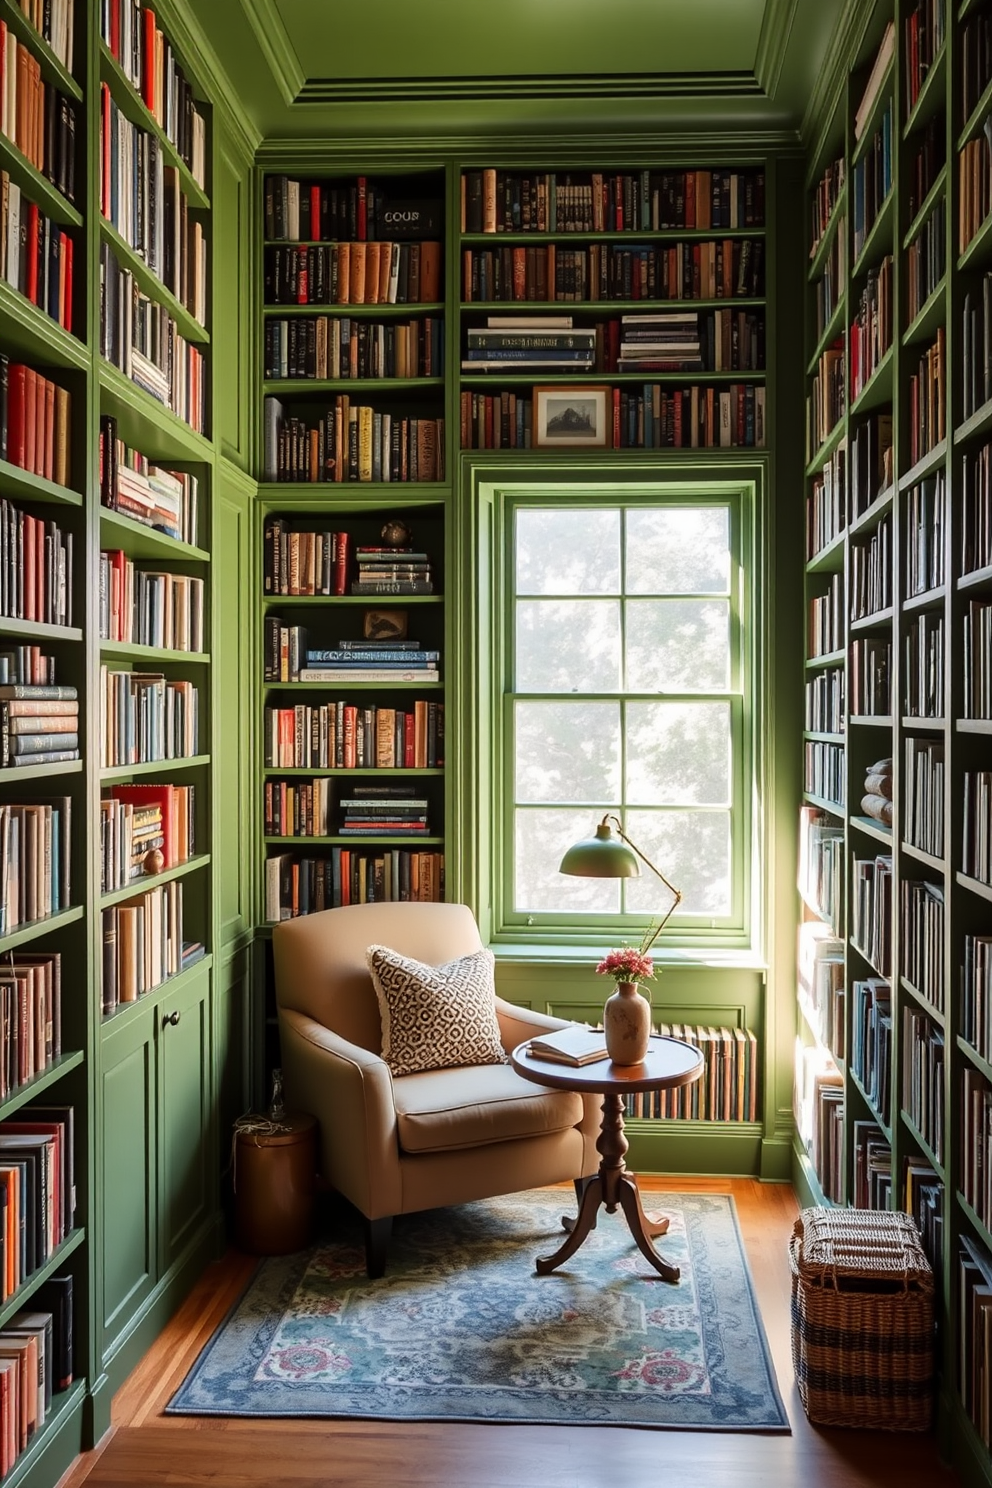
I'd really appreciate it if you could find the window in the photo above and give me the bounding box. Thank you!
[501,487,752,947]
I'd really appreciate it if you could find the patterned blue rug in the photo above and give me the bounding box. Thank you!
[168,1189,789,1431]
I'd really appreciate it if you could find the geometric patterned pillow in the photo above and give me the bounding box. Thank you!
[365,944,507,1077]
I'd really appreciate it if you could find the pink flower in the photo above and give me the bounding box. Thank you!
[595,947,655,983]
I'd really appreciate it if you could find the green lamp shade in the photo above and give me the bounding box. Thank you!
[559,821,641,878]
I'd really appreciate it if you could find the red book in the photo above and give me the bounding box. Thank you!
[5,364,26,469]
[340,850,351,906]
[32,368,44,477]
[333,530,349,595]
[142,8,157,114]
[100,83,111,217]
[25,206,39,305]
[614,172,624,231]
[110,0,121,58]
[613,386,621,450]
[63,233,73,332]
[404,713,415,767]
[296,246,307,304]
[310,184,320,238]
[22,367,37,475]
[108,784,183,867]
[42,375,54,482]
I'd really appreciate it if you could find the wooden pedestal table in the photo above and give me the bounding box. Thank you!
[510,1035,705,1281]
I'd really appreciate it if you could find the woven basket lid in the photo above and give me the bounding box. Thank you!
[794,1206,933,1288]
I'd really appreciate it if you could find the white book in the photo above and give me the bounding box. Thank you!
[296,668,438,683]
[487,315,574,329]
[854,20,895,139]
[526,1024,609,1066]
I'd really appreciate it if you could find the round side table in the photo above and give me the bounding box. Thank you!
[233,1112,317,1256]
[511,1035,704,1281]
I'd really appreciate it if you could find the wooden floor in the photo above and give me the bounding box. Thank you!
[60,1178,963,1488]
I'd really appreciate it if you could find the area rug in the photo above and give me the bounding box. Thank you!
[167,1188,789,1431]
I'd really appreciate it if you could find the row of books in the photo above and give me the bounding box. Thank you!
[98,550,204,652]
[852,1120,892,1208]
[965,599,992,720]
[461,238,765,304]
[906,205,944,325]
[264,241,442,308]
[263,175,440,244]
[460,383,767,452]
[958,123,992,258]
[461,167,766,234]
[0,1107,73,1293]
[807,572,843,658]
[962,933,992,1065]
[902,1004,944,1160]
[0,28,76,203]
[0,1279,73,1479]
[905,473,944,597]
[804,667,844,735]
[904,0,945,117]
[264,778,332,839]
[849,509,891,618]
[625,1024,758,1122]
[264,700,444,771]
[963,442,992,576]
[464,311,764,376]
[13,0,74,72]
[907,327,946,467]
[263,521,349,596]
[964,771,992,884]
[0,175,73,331]
[809,156,844,259]
[98,415,199,547]
[99,0,207,188]
[0,359,71,487]
[959,1236,992,1448]
[904,1155,942,1277]
[813,218,845,345]
[850,636,890,717]
[960,8,992,122]
[852,853,893,976]
[0,687,77,769]
[904,736,945,858]
[856,17,894,136]
[961,1067,992,1233]
[852,101,893,263]
[962,278,992,422]
[99,782,194,892]
[99,668,198,768]
[806,445,846,560]
[904,612,943,719]
[100,877,192,1012]
[0,499,73,630]
[849,254,892,401]
[0,953,61,1099]
[851,975,893,1119]
[794,1042,844,1202]
[0,650,57,686]
[0,795,71,932]
[264,848,444,921]
[803,740,844,807]
[99,83,208,326]
[265,625,438,685]
[798,805,844,928]
[98,244,207,434]
[851,411,892,518]
[797,921,845,1062]
[805,341,844,462]
[263,399,444,485]
[264,316,444,383]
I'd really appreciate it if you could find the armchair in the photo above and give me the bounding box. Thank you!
[272,901,600,1276]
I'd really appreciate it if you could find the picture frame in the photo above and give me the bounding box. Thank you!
[532,385,612,448]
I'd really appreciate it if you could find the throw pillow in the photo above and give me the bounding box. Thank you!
[366,944,507,1076]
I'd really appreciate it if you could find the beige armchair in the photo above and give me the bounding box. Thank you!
[272,900,600,1276]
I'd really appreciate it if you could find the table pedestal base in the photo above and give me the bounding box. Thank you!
[536,1092,679,1281]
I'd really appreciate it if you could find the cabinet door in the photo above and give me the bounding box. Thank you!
[157,966,212,1277]
[100,1008,157,1360]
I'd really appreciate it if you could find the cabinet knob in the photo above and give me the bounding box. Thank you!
[163,1010,181,1027]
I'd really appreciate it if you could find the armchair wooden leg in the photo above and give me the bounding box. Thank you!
[364,1216,393,1279]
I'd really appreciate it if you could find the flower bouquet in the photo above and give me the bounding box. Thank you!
[595,946,655,986]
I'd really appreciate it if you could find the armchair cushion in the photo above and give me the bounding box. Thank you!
[367,943,507,1077]
[393,1063,584,1154]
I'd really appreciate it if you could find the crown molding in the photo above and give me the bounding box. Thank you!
[238,0,306,106]
[754,0,799,98]
[800,0,871,151]
[295,70,762,106]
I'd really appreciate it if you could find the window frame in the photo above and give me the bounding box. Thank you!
[475,467,760,955]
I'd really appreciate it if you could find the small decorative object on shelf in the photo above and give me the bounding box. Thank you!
[596,948,654,1065]
[380,518,412,547]
[143,847,165,875]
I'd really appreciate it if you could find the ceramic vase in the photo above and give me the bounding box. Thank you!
[603,980,652,1065]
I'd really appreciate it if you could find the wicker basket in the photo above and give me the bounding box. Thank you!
[789,1206,934,1430]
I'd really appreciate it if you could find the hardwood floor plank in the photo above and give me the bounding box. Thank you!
[57,1180,962,1488]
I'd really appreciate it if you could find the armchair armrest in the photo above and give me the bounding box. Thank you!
[278,1007,403,1219]
[494,996,574,1055]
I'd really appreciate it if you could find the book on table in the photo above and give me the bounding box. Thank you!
[527,1025,609,1066]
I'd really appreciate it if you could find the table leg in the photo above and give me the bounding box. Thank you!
[617,1176,680,1282]
[535,1175,603,1275]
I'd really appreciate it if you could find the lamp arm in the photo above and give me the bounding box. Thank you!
[601,813,683,955]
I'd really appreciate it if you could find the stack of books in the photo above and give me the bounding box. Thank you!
[338,787,429,837]
[351,546,434,595]
[618,313,703,371]
[99,416,199,545]
[526,1025,609,1066]
[298,639,439,684]
[0,684,78,768]
[462,317,596,374]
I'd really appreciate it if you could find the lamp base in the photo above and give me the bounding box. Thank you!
[604,981,652,1065]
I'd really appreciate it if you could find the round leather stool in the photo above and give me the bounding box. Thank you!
[233,1112,317,1255]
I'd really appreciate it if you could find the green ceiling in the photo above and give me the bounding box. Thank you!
[193,0,850,148]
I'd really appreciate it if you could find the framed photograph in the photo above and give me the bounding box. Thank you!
[532,385,612,448]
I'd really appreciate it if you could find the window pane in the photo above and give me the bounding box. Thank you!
[516,509,620,594]
[626,702,732,805]
[515,809,621,913]
[516,600,621,692]
[625,599,731,691]
[623,810,732,917]
[625,507,730,594]
[515,701,621,803]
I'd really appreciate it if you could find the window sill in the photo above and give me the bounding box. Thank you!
[491,942,767,973]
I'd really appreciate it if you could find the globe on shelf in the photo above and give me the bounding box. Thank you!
[380,518,412,548]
